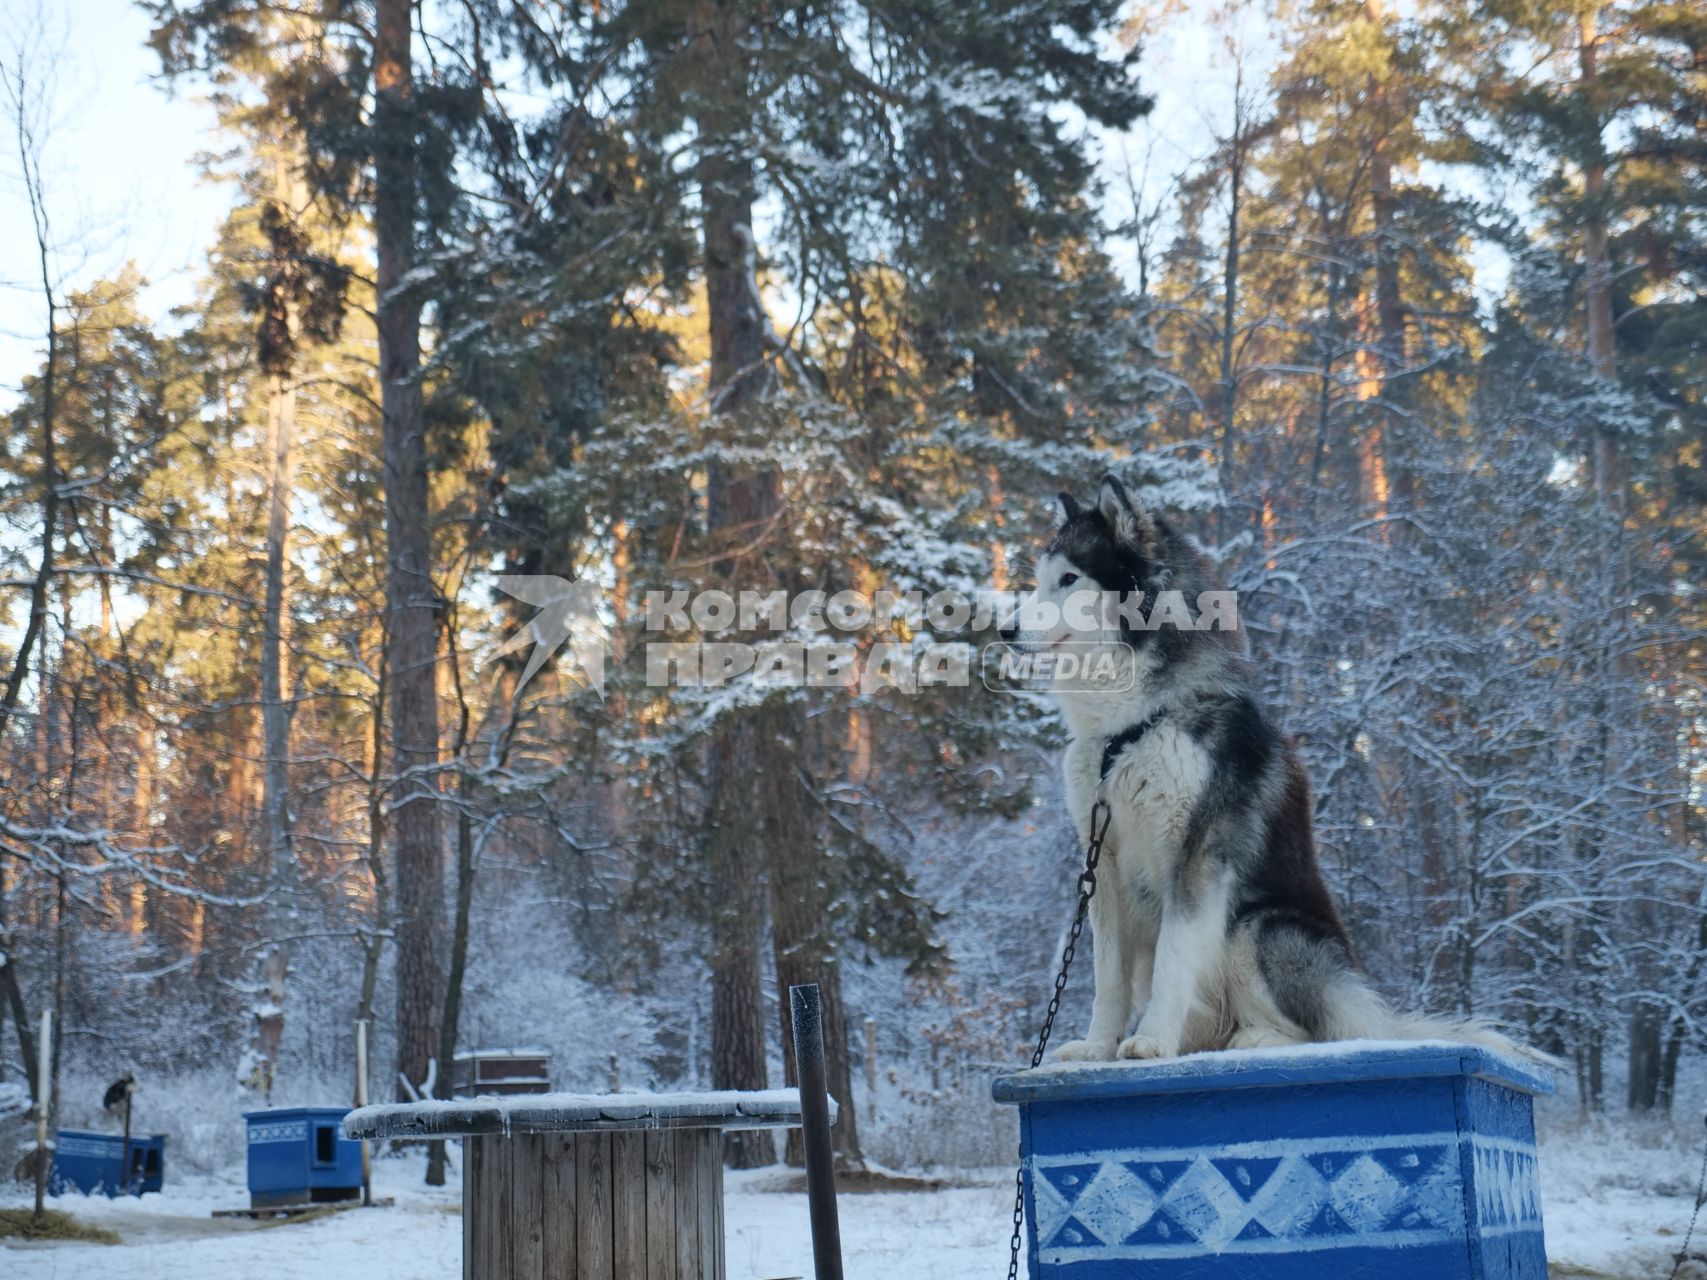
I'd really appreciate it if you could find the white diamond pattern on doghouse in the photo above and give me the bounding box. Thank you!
[1032,1132,1512,1263]
[1246,1153,1334,1239]
[1327,1152,1411,1233]
[1033,1163,1101,1248]
[1163,1156,1255,1250]
[1067,1161,1161,1248]
[246,1121,308,1144]
[1472,1138,1543,1237]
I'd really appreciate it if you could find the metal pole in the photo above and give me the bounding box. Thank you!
[120,1083,134,1194]
[356,1019,372,1206]
[789,983,844,1280]
[32,1007,51,1219]
[863,1017,877,1126]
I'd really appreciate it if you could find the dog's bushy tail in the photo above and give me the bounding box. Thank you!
[1322,972,1558,1066]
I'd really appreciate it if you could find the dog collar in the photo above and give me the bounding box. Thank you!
[1099,712,1166,781]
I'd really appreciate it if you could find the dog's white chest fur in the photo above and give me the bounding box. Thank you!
[1064,723,1211,893]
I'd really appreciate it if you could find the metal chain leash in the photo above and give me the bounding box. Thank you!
[1670,1110,1707,1280]
[1006,797,1112,1280]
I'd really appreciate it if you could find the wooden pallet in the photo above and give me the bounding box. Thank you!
[212,1196,392,1220]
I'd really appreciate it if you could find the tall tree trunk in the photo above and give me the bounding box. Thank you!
[768,751,863,1168]
[0,874,37,1102]
[431,660,517,1184]
[375,0,446,1152]
[1586,1027,1604,1112]
[1217,72,1244,517]
[691,0,779,1170]
[1657,920,1700,1115]
[50,870,66,1135]
[250,364,296,1098]
[1,137,58,1097]
[1358,0,1409,523]
[1578,9,1622,514]
[130,724,154,934]
[1306,245,1345,518]
[1364,0,1406,377]
[421,783,472,1186]
[1627,1001,1663,1112]
[1578,10,1648,1107]
[357,652,391,1030]
[1654,766,1702,1114]
[705,720,775,1168]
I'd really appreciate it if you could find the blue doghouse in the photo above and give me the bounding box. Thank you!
[244,1106,363,1208]
[50,1130,166,1196]
[994,1042,1552,1280]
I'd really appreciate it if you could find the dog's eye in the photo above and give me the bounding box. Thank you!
[1059,572,1079,587]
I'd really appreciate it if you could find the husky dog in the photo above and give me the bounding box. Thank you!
[999,475,1515,1062]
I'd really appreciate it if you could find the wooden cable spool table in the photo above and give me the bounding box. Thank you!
[344,1089,825,1280]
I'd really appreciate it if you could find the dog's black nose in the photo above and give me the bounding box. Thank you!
[998,618,1018,643]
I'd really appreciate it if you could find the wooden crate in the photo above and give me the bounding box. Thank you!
[453,1049,552,1098]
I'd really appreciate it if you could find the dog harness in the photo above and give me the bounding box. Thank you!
[1099,710,1167,781]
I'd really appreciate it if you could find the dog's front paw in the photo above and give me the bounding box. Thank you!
[1052,1037,1117,1063]
[1117,1031,1178,1060]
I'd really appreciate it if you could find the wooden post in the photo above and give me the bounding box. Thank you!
[790,984,844,1280]
[863,1018,877,1126]
[32,1007,51,1219]
[356,1019,372,1206]
[120,1082,134,1193]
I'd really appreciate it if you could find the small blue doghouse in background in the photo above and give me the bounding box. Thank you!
[50,1130,166,1196]
[244,1106,363,1208]
[994,1042,1552,1279]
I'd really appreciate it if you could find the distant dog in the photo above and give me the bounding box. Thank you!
[1000,475,1517,1061]
[103,1073,135,1116]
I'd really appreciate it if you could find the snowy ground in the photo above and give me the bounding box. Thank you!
[2,1124,1701,1279]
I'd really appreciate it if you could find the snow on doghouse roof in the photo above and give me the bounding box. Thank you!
[992,1038,1555,1106]
[343,1087,833,1140]
[452,1046,552,1059]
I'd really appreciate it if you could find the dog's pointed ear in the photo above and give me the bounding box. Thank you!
[1097,474,1160,552]
[1053,491,1082,528]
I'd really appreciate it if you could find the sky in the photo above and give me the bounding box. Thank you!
[0,0,232,404]
[0,0,1256,409]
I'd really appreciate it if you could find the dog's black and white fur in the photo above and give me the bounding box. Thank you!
[1001,475,1514,1062]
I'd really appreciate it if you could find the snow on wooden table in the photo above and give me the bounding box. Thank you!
[343,1087,831,1140]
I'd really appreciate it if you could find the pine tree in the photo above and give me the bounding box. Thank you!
[150,2,483,1146]
[1459,0,1706,1108]
[600,0,1156,1166]
[205,87,351,1101]
[403,0,1167,1169]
